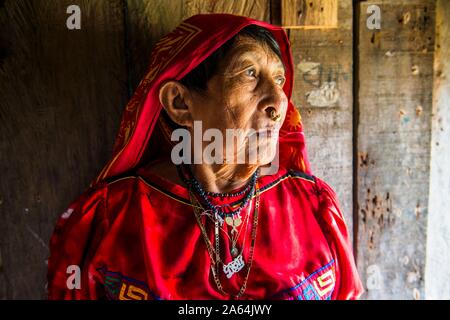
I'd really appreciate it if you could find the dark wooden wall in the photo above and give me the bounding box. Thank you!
[0,0,445,299]
[0,0,128,298]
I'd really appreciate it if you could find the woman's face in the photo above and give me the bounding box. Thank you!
[189,35,289,166]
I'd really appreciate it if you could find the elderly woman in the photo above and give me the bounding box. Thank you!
[48,14,363,300]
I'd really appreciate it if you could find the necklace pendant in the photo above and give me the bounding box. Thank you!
[230,246,239,258]
[225,216,234,227]
[223,254,245,279]
[226,216,242,235]
[215,212,224,226]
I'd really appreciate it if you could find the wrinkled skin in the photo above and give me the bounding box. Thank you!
[155,35,288,193]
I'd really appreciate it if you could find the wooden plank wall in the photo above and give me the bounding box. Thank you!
[357,0,435,300]
[288,0,354,234]
[0,0,127,298]
[281,0,338,28]
[425,0,450,299]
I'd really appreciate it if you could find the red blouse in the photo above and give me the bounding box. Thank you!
[47,165,364,300]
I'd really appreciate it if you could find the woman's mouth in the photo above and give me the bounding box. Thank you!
[255,127,280,138]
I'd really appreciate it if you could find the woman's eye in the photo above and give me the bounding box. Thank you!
[245,68,257,78]
[275,76,286,86]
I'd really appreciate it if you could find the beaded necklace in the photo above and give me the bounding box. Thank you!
[177,164,259,220]
[177,164,259,255]
[177,164,261,298]
[189,185,260,299]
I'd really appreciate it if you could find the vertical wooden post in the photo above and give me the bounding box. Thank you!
[281,0,338,29]
[425,0,450,299]
[288,0,354,232]
[357,0,435,300]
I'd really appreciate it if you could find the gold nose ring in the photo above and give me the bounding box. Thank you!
[269,109,281,122]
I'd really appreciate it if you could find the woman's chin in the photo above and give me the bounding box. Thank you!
[261,139,279,160]
[247,142,278,166]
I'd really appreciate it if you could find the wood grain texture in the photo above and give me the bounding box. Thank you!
[184,0,270,21]
[125,0,185,93]
[289,0,354,235]
[425,0,450,299]
[281,0,338,28]
[357,0,435,300]
[0,0,127,298]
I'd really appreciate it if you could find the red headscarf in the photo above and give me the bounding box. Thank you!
[92,13,311,186]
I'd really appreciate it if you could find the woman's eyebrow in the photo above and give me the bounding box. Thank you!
[228,51,255,67]
[230,52,286,73]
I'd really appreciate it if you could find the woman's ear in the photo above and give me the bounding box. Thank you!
[159,81,194,128]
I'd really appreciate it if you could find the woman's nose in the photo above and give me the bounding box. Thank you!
[266,106,282,122]
[259,78,286,121]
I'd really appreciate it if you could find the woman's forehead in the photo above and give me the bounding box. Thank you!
[223,36,284,70]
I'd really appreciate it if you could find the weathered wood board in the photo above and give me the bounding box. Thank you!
[0,0,127,298]
[357,0,435,300]
[288,0,354,237]
[425,0,450,300]
[183,0,270,21]
[281,0,338,29]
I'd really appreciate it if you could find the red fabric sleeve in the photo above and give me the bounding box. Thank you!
[47,184,108,300]
[313,177,364,300]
